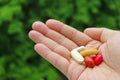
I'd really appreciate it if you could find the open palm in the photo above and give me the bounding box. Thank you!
[29,19,120,80]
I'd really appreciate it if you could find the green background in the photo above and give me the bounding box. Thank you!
[0,0,120,80]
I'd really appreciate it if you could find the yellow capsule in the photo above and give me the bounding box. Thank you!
[80,48,98,57]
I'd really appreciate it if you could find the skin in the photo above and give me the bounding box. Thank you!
[28,19,120,80]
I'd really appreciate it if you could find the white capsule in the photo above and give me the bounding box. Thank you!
[74,46,85,52]
[71,50,84,63]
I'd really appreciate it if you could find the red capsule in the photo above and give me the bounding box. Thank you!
[94,54,103,65]
[84,56,95,68]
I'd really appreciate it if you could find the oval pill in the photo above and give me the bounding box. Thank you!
[94,54,103,65]
[80,48,98,57]
[74,46,85,52]
[84,56,95,68]
[71,50,84,63]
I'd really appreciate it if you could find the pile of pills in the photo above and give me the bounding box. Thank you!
[71,46,103,68]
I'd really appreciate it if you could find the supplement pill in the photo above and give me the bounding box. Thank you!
[71,50,84,63]
[94,54,103,65]
[74,46,85,52]
[84,56,95,68]
[80,48,98,57]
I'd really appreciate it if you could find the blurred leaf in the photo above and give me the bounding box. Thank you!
[46,68,59,80]
[0,58,6,76]
[8,21,23,34]
[0,5,22,22]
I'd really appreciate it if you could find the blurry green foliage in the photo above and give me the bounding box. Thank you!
[0,0,120,80]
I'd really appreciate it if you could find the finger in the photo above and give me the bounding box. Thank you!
[46,19,92,46]
[32,21,78,50]
[34,43,70,75]
[29,30,71,60]
[84,28,118,42]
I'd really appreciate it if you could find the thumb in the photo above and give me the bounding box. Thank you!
[84,28,118,42]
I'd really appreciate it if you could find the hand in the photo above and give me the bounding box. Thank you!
[28,19,120,80]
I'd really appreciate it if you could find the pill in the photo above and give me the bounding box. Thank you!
[80,48,98,57]
[84,56,95,68]
[94,54,103,65]
[71,50,84,63]
[74,46,85,52]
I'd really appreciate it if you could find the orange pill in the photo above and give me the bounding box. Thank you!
[84,56,95,68]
